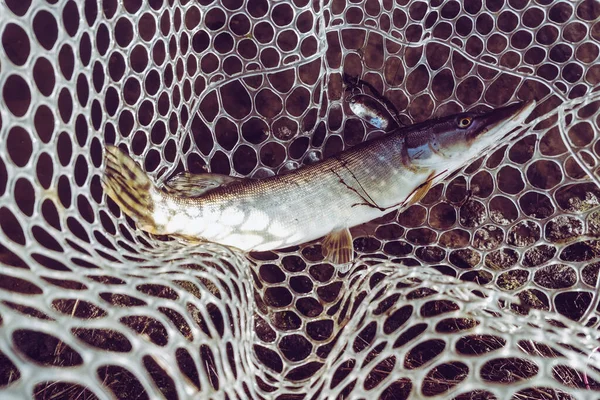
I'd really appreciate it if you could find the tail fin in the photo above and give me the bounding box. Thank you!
[102,146,159,233]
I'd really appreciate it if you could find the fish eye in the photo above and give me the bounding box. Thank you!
[458,117,472,128]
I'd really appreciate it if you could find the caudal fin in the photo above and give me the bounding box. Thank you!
[102,146,158,233]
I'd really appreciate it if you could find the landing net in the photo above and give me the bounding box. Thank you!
[1,0,600,399]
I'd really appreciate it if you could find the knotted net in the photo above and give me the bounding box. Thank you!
[1,0,600,399]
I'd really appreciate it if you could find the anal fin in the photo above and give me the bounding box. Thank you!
[162,172,244,197]
[321,227,354,264]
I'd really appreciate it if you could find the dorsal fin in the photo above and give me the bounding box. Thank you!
[162,172,244,197]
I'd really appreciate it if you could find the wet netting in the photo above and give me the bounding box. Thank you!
[1,0,600,399]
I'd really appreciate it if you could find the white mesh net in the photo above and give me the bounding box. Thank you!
[2,0,600,399]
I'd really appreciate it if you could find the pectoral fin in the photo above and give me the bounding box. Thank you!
[405,171,436,207]
[322,227,354,264]
[162,172,244,197]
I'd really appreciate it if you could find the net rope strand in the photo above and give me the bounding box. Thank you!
[1,0,600,399]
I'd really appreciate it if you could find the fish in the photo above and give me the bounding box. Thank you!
[102,100,535,265]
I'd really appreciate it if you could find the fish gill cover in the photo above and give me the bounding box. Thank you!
[1,0,600,399]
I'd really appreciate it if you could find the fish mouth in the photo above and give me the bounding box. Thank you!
[484,100,535,128]
[469,100,536,142]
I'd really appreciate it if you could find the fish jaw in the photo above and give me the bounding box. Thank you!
[466,100,536,152]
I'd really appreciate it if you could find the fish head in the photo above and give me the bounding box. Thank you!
[407,100,536,168]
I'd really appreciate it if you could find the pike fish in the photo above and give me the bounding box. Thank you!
[103,101,535,264]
